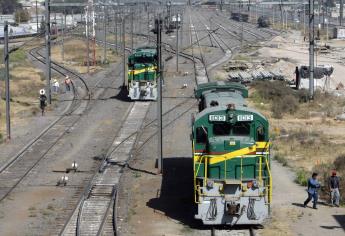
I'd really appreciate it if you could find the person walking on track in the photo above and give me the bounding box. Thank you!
[52,79,60,93]
[65,76,71,92]
[304,172,321,209]
[39,89,47,116]
[328,170,340,207]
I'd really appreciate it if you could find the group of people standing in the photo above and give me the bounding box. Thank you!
[303,170,341,209]
[52,76,72,93]
[39,76,72,116]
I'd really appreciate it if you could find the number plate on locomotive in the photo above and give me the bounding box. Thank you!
[237,115,253,121]
[209,115,226,122]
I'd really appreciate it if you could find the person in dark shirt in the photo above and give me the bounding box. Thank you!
[39,89,47,116]
[328,170,340,207]
[304,172,321,209]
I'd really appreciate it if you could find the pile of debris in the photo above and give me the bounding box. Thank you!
[228,69,285,83]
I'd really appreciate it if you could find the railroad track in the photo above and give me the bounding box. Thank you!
[60,101,150,236]
[212,10,278,41]
[58,8,274,235]
[60,95,198,235]
[211,227,256,236]
[0,45,92,205]
[0,34,129,235]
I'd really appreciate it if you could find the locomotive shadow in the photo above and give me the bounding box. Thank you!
[109,85,132,102]
[146,156,203,229]
[146,157,265,231]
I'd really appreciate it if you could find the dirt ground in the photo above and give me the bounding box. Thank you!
[51,38,120,74]
[0,48,47,142]
[117,31,345,236]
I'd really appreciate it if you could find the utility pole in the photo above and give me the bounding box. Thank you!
[131,9,134,52]
[36,0,39,33]
[61,1,65,62]
[280,0,283,27]
[92,1,96,66]
[341,0,344,26]
[45,0,51,104]
[85,6,90,73]
[4,22,10,140]
[309,0,315,99]
[303,3,306,36]
[122,17,126,87]
[176,16,179,72]
[103,7,107,63]
[147,10,150,43]
[240,17,244,49]
[156,16,163,174]
[115,12,118,54]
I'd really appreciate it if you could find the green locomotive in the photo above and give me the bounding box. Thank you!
[192,81,272,225]
[127,47,158,100]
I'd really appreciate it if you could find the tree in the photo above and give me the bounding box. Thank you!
[0,0,22,14]
[15,9,30,23]
[324,0,336,8]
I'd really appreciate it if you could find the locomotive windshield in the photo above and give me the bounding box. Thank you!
[134,55,155,64]
[213,122,251,136]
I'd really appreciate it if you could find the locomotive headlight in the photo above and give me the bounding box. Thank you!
[206,179,214,189]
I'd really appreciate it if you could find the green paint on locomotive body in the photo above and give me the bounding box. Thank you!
[192,82,270,181]
[128,46,158,82]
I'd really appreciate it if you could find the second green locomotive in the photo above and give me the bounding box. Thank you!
[127,47,158,100]
[192,81,272,225]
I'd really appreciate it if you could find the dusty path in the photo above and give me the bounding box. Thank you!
[264,161,345,236]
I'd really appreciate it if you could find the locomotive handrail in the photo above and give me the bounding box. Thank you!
[193,142,272,204]
[264,154,273,204]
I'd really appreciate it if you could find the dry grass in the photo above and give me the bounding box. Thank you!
[0,48,46,135]
[51,38,119,74]
[250,81,345,202]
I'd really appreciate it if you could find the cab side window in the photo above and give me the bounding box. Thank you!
[196,127,208,144]
[257,126,265,141]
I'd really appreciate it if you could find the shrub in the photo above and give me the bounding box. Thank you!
[295,169,309,186]
[274,153,288,166]
[15,9,30,23]
[252,81,303,119]
[271,95,299,119]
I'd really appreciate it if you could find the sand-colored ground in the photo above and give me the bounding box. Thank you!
[0,51,47,142]
[51,38,120,74]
